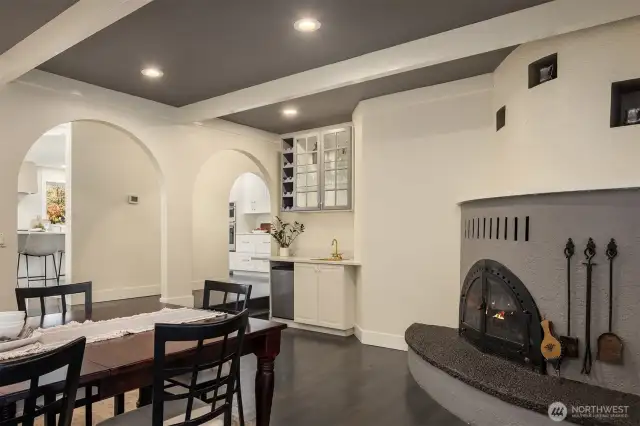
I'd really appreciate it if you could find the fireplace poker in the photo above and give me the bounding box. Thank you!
[581,238,596,375]
[560,238,579,358]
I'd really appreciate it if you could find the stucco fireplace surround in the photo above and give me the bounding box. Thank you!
[407,189,640,425]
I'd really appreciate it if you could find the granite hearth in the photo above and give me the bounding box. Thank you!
[406,324,640,426]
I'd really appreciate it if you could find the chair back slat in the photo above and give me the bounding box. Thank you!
[15,282,92,317]
[152,310,248,426]
[201,281,252,315]
[0,337,85,426]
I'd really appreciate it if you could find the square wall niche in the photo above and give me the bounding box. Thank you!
[610,78,640,128]
[528,54,557,89]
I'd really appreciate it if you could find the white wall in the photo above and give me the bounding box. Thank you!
[70,121,161,302]
[17,166,66,229]
[280,212,354,258]
[0,70,279,309]
[354,76,495,349]
[354,17,640,350]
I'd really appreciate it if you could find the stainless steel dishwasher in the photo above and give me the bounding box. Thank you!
[271,263,294,320]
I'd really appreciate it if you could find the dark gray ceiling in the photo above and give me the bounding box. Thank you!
[38,0,551,106]
[221,47,516,134]
[0,0,78,54]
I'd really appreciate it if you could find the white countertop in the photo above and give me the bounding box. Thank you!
[18,231,66,235]
[252,255,361,266]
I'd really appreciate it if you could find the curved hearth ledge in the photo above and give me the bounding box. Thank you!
[406,324,640,426]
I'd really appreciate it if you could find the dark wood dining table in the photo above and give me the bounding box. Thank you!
[0,305,287,426]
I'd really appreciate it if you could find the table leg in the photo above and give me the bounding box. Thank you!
[137,386,153,408]
[114,393,125,416]
[253,332,282,426]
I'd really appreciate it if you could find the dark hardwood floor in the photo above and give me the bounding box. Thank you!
[27,295,464,426]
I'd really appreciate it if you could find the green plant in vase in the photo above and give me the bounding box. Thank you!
[269,216,305,257]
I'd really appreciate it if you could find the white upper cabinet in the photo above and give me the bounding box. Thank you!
[281,124,353,212]
[18,161,38,194]
[241,173,270,214]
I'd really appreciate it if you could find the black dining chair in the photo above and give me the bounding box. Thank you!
[167,280,251,425]
[15,281,92,318]
[202,280,252,314]
[0,337,86,426]
[96,310,249,426]
[14,282,95,425]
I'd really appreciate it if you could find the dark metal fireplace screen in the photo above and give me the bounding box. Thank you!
[459,259,545,373]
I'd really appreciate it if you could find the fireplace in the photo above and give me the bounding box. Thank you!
[459,259,545,373]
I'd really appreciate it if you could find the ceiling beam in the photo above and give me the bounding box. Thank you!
[177,0,640,123]
[0,0,155,87]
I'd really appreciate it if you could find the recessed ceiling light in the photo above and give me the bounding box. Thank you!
[282,108,298,117]
[141,67,163,78]
[294,18,321,32]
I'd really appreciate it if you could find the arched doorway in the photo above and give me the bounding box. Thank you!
[16,120,163,307]
[192,149,275,304]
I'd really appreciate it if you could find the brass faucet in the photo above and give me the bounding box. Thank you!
[331,239,343,260]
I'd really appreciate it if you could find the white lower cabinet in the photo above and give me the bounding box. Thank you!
[294,263,355,330]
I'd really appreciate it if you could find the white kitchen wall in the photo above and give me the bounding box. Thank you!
[17,166,66,229]
[280,212,354,258]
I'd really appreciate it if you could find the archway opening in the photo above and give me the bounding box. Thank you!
[16,120,163,310]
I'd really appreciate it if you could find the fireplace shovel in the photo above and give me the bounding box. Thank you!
[597,238,623,364]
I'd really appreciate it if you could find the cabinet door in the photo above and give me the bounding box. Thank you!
[317,265,348,329]
[294,264,319,325]
[236,235,255,253]
[255,236,272,255]
[321,128,352,210]
[294,134,320,211]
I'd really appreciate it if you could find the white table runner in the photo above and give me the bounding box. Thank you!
[0,308,226,361]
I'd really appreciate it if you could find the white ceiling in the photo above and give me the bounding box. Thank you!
[24,125,69,168]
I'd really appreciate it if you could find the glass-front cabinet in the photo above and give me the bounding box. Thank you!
[281,125,352,212]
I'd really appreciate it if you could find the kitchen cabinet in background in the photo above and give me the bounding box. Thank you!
[241,173,270,214]
[293,263,355,330]
[230,233,271,273]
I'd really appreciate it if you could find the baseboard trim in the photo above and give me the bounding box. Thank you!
[271,317,354,337]
[354,324,407,351]
[160,294,195,307]
[70,285,160,305]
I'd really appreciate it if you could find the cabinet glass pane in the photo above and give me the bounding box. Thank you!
[324,190,336,207]
[307,136,318,152]
[296,138,307,153]
[325,170,335,190]
[337,130,350,148]
[337,149,349,169]
[324,150,336,163]
[296,194,307,208]
[297,166,305,174]
[336,190,348,206]
[297,154,308,165]
[337,169,348,189]
[307,172,318,188]
[296,173,306,188]
[324,132,336,150]
[306,192,318,207]
[308,152,318,172]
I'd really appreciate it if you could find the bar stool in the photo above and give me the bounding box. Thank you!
[17,234,59,288]
[56,235,66,285]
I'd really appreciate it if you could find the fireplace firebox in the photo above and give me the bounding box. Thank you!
[459,259,545,373]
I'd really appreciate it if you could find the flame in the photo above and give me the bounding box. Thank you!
[493,311,505,320]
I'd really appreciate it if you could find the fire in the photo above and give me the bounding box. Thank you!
[493,311,505,320]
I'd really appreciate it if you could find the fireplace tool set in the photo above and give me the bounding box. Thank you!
[540,237,623,376]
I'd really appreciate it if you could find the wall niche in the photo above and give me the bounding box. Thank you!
[610,78,640,128]
[528,54,557,89]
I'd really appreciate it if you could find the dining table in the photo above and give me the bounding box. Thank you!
[0,304,287,426]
